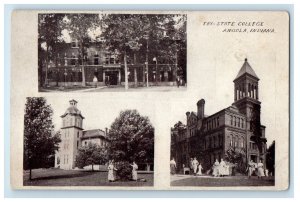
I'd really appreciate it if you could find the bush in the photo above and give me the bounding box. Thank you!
[115,161,132,181]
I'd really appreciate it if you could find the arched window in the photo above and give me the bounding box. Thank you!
[230,115,233,125]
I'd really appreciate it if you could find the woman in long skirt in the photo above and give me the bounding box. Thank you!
[131,161,138,181]
[257,160,265,179]
[197,163,203,175]
[170,158,177,175]
[212,159,220,177]
[108,160,116,182]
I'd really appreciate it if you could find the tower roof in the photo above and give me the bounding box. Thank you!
[61,99,84,119]
[234,58,259,81]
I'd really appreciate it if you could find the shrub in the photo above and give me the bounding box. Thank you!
[115,161,132,181]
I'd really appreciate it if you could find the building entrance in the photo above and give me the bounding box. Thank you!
[104,71,119,85]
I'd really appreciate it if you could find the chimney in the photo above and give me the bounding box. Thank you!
[186,111,190,123]
[197,99,205,119]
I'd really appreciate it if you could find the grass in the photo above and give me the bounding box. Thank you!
[23,168,153,186]
[171,175,275,186]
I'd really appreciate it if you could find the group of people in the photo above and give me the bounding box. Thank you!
[189,157,203,175]
[107,160,139,182]
[247,159,267,178]
[211,159,230,177]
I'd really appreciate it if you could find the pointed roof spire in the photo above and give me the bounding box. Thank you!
[234,58,259,80]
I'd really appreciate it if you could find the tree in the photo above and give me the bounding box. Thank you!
[63,14,101,86]
[250,104,267,161]
[266,141,275,175]
[100,14,186,89]
[108,110,154,166]
[38,14,65,86]
[76,142,108,171]
[224,147,247,174]
[24,97,61,180]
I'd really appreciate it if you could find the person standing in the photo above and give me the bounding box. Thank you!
[189,158,193,175]
[108,160,117,182]
[170,158,177,175]
[248,160,254,178]
[257,160,265,179]
[197,163,203,176]
[218,159,226,177]
[192,157,199,175]
[93,75,98,88]
[131,161,138,181]
[212,159,220,177]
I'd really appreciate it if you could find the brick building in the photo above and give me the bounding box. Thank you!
[171,59,267,172]
[43,41,182,87]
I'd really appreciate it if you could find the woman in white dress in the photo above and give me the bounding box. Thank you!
[197,163,203,175]
[93,75,98,88]
[212,159,220,177]
[131,161,138,181]
[257,160,265,179]
[218,159,226,177]
[108,160,117,182]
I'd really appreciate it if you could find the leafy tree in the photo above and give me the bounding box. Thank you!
[224,147,247,174]
[23,97,61,180]
[63,14,101,86]
[100,14,186,89]
[75,142,108,171]
[250,104,267,162]
[108,110,154,166]
[38,14,65,86]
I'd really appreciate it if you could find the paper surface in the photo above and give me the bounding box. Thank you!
[10,10,289,190]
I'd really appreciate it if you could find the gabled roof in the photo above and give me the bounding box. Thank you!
[235,58,259,80]
[82,129,106,139]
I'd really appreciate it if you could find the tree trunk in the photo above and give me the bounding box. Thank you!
[124,51,129,90]
[134,53,137,88]
[44,46,49,86]
[80,42,86,87]
[29,168,32,180]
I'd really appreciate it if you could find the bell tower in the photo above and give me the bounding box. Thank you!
[55,99,85,169]
[233,58,266,164]
[233,58,261,117]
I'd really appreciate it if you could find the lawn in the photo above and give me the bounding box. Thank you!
[23,168,153,186]
[171,175,275,187]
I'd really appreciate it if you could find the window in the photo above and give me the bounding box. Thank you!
[230,136,233,147]
[94,54,99,65]
[213,136,216,148]
[217,117,220,126]
[234,117,236,126]
[230,116,233,125]
[71,55,76,65]
[238,118,240,127]
[77,141,79,148]
[71,41,78,48]
[77,131,79,138]
[241,119,244,128]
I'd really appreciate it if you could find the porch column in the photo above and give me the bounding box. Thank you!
[103,71,106,84]
[118,70,121,85]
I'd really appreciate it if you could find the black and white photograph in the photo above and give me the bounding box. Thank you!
[170,59,275,187]
[23,97,154,186]
[168,12,288,189]
[38,13,187,92]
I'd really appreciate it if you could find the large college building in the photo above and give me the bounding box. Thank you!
[42,41,184,88]
[171,59,267,172]
[54,99,109,170]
